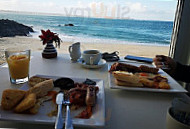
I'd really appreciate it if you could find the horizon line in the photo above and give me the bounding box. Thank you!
[0,10,174,22]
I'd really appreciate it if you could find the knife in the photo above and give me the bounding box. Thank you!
[55,92,64,129]
[64,94,73,129]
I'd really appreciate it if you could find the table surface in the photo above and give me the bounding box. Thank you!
[0,52,185,129]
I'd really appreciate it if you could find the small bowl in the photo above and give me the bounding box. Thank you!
[166,107,190,129]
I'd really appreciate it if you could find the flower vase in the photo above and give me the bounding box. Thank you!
[42,42,57,59]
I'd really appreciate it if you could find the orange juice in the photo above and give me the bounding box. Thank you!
[7,54,30,79]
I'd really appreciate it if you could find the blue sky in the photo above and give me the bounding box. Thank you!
[0,0,177,21]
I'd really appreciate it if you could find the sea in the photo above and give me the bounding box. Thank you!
[0,12,173,46]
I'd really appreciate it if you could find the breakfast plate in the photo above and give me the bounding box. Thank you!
[108,64,187,93]
[78,58,106,69]
[0,75,105,127]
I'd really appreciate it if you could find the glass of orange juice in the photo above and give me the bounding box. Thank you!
[5,48,30,84]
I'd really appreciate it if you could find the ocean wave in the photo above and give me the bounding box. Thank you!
[1,12,173,46]
[30,29,170,47]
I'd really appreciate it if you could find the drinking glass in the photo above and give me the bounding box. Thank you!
[5,48,31,84]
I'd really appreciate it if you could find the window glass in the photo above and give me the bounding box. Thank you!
[0,0,178,63]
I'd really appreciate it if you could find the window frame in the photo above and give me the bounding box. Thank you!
[169,0,190,65]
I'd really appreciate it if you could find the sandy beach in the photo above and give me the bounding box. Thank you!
[0,36,170,65]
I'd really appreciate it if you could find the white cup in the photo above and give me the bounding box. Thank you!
[166,107,190,129]
[82,50,101,65]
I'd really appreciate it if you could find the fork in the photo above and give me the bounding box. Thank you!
[64,93,73,129]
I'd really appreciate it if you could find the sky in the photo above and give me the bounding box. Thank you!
[0,0,177,21]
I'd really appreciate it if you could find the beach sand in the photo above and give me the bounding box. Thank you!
[0,36,170,65]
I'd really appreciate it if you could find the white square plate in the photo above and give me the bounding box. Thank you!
[0,75,105,127]
[108,64,187,93]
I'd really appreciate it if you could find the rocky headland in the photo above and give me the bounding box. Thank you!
[0,19,34,37]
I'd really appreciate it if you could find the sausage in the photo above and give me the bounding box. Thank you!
[85,86,96,106]
[109,62,141,73]
[139,65,159,74]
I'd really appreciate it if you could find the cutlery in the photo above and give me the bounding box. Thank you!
[152,62,171,70]
[160,62,171,70]
[55,92,64,129]
[64,93,73,129]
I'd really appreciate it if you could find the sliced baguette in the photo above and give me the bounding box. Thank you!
[112,71,140,84]
[115,79,143,87]
[27,79,54,98]
[28,76,51,87]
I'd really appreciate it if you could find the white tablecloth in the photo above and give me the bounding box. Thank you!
[0,52,183,129]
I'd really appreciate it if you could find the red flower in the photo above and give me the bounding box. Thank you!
[39,29,61,48]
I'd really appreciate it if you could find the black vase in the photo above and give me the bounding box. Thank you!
[42,42,57,59]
